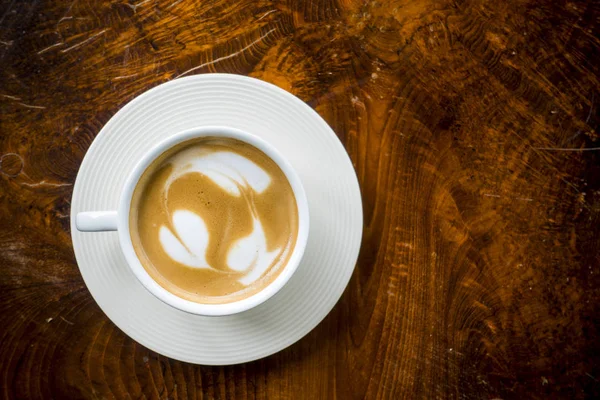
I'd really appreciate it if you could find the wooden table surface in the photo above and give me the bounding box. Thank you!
[1,0,599,398]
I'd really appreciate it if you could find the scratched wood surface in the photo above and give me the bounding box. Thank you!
[1,0,600,398]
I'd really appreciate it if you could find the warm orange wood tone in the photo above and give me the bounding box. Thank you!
[1,0,599,398]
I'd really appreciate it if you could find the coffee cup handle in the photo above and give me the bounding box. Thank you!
[76,211,118,232]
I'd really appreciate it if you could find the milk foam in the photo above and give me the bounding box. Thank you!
[158,210,210,269]
[158,149,284,286]
[164,149,271,196]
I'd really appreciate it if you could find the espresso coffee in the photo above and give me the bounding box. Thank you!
[130,137,299,304]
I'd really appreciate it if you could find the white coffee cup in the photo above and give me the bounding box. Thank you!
[76,126,309,316]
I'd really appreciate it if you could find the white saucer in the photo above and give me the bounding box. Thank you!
[70,74,362,365]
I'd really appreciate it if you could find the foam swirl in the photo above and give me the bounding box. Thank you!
[158,148,287,286]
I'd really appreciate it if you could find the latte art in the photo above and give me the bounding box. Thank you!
[130,137,299,304]
[157,149,290,285]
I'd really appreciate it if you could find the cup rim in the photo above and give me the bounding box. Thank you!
[117,126,310,316]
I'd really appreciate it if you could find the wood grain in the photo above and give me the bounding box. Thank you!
[1,0,600,398]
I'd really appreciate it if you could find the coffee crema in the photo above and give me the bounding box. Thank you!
[130,137,299,304]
